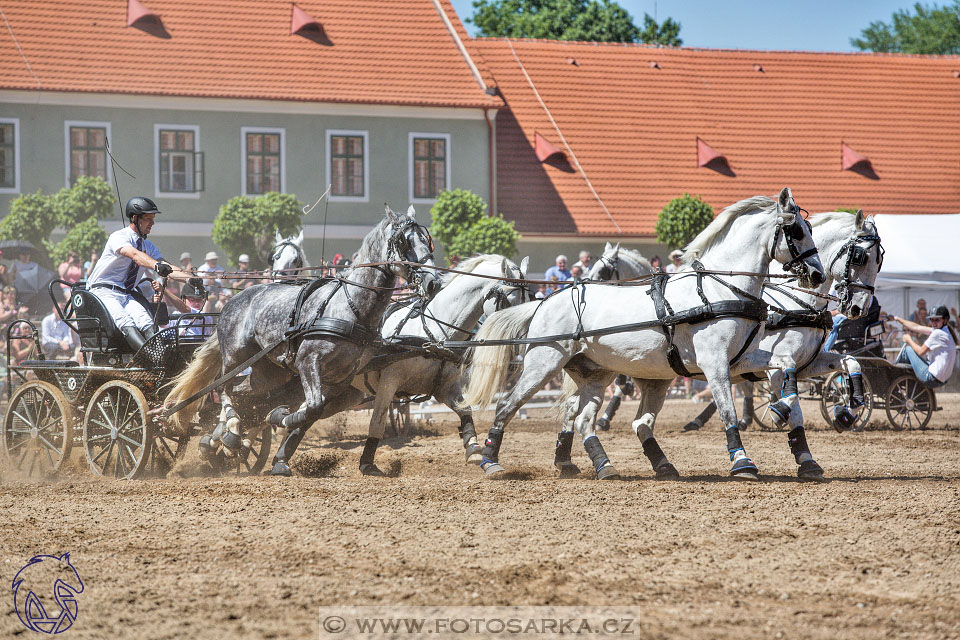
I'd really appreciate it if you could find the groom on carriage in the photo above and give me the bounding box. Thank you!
[87,196,192,352]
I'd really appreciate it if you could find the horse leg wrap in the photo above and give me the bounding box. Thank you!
[848,373,865,408]
[770,369,798,428]
[270,426,308,476]
[358,437,385,476]
[726,426,758,476]
[596,393,621,431]
[459,416,478,448]
[641,437,679,479]
[788,427,823,480]
[684,402,716,432]
[555,431,575,464]
[481,427,505,466]
[583,435,617,479]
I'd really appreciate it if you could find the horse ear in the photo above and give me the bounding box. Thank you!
[295,229,304,245]
[407,204,417,219]
[855,209,864,229]
[604,241,611,252]
[384,204,398,223]
[275,230,283,243]
[612,242,620,257]
[500,256,509,276]
[777,187,795,213]
[519,256,530,278]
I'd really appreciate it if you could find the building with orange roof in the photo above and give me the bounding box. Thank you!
[0,0,500,263]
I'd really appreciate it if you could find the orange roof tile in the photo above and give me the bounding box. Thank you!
[474,39,960,236]
[0,0,501,109]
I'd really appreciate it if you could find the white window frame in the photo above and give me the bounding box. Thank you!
[326,129,369,203]
[154,124,201,199]
[64,120,112,187]
[0,117,20,194]
[408,132,451,205]
[241,126,286,197]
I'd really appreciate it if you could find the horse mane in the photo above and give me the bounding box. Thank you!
[442,254,510,285]
[353,217,391,265]
[617,247,652,273]
[810,210,857,231]
[683,195,777,264]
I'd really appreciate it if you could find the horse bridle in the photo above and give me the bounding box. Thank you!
[483,277,532,312]
[829,227,884,309]
[386,218,435,290]
[771,208,819,275]
[268,240,303,270]
[594,254,620,281]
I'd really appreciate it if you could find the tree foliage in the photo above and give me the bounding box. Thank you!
[852,2,960,54]
[212,192,304,268]
[0,176,116,267]
[639,13,682,46]
[470,0,635,42]
[50,216,108,265]
[429,189,520,262]
[655,194,715,250]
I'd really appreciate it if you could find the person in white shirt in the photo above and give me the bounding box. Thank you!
[197,251,225,295]
[893,305,958,388]
[87,196,189,352]
[664,249,683,274]
[40,304,77,359]
[572,250,592,271]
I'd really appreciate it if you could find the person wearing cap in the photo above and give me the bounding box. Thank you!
[893,306,958,388]
[232,253,255,290]
[164,277,213,337]
[665,249,683,273]
[87,196,190,352]
[197,250,224,296]
[180,252,194,272]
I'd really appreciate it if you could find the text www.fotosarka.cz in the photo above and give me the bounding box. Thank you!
[318,606,641,638]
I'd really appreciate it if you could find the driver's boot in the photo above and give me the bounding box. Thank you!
[121,327,147,352]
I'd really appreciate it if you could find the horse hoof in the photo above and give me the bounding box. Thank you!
[359,463,385,477]
[682,421,702,432]
[266,406,290,427]
[554,461,580,478]
[736,419,751,431]
[596,417,610,431]
[269,460,293,477]
[464,444,483,465]
[655,463,680,480]
[596,464,620,480]
[730,457,759,480]
[481,461,505,477]
[798,460,825,482]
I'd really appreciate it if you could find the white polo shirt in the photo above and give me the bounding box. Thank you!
[923,327,957,382]
[88,227,163,289]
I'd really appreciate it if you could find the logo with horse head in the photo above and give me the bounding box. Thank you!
[12,552,84,634]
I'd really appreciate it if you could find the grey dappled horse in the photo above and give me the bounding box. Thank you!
[166,205,439,476]
[268,229,309,281]
[462,188,826,481]
[351,254,531,475]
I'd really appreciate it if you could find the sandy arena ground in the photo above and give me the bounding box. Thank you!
[1,392,959,639]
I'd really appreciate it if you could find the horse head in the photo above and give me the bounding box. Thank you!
[588,242,621,281]
[818,208,883,319]
[481,255,531,316]
[269,229,307,281]
[771,187,826,288]
[384,205,440,300]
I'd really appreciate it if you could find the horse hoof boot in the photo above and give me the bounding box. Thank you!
[596,417,610,431]
[682,420,703,432]
[464,443,483,465]
[655,462,680,480]
[359,463,385,477]
[730,457,760,481]
[198,434,217,461]
[832,406,856,433]
[266,406,291,428]
[769,401,791,428]
[270,460,293,477]
[481,460,505,477]
[798,460,825,482]
[596,464,620,480]
[736,418,751,431]
[554,460,580,478]
[219,430,243,456]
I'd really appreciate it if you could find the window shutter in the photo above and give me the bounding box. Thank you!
[194,151,204,192]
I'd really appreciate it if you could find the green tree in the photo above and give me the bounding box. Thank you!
[0,191,59,264]
[50,216,108,266]
[52,175,116,227]
[852,2,960,54]
[429,189,520,262]
[655,194,714,250]
[212,192,304,268]
[639,13,682,46]
[470,0,640,42]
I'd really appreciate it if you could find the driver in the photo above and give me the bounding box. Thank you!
[87,196,189,352]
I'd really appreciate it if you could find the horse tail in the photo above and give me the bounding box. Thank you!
[165,330,221,433]
[460,303,539,410]
[555,372,580,413]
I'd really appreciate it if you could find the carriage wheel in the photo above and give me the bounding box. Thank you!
[751,378,777,430]
[144,426,190,477]
[885,375,934,430]
[819,371,873,431]
[235,425,272,476]
[1,381,73,477]
[83,381,151,479]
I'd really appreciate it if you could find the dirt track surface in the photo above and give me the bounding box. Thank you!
[2,394,959,639]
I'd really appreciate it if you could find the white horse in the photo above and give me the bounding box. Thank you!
[349,254,531,475]
[586,242,652,281]
[461,188,825,480]
[269,230,309,281]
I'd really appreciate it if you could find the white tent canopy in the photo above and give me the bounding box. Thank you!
[871,213,960,318]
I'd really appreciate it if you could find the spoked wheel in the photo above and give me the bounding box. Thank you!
[83,380,151,479]
[1,381,73,477]
[751,377,777,430]
[145,427,189,477]
[885,375,934,430]
[211,425,272,476]
[820,371,873,431]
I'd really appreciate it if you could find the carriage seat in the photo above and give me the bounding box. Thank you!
[68,287,132,353]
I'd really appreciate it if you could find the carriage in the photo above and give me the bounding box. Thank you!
[750,300,940,431]
[0,279,266,479]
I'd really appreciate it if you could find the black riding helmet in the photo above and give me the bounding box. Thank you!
[181,277,206,300]
[125,196,161,220]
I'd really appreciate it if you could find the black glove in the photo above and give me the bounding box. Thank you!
[154,261,173,277]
